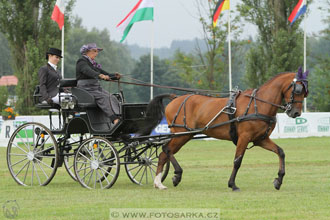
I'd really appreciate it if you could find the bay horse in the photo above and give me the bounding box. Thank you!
[140,68,309,191]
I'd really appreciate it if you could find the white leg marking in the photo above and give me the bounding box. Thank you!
[153,172,167,190]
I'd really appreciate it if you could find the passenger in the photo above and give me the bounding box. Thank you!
[76,43,121,125]
[38,47,63,104]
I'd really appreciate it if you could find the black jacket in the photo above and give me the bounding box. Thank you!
[76,56,118,80]
[38,64,61,102]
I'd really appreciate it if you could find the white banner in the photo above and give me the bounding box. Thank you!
[0,112,329,147]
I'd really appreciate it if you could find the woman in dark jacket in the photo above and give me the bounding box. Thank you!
[38,48,63,104]
[76,43,121,124]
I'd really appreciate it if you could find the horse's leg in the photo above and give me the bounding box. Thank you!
[228,137,249,191]
[154,135,192,190]
[154,151,169,190]
[258,138,285,190]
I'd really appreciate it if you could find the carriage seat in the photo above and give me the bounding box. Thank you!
[33,85,60,109]
[71,87,97,108]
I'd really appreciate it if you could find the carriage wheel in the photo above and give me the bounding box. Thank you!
[124,143,170,185]
[74,137,120,189]
[6,122,59,186]
[62,134,91,181]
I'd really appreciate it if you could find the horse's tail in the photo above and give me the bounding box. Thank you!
[138,94,177,136]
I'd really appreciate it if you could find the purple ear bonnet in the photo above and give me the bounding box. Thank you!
[296,66,309,96]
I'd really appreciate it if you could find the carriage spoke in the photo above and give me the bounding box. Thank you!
[80,169,93,181]
[32,162,41,185]
[99,166,115,178]
[13,160,29,177]
[34,157,54,170]
[138,167,147,185]
[76,165,91,172]
[35,146,54,155]
[31,161,34,186]
[9,153,27,157]
[96,170,103,189]
[132,166,144,180]
[16,133,30,152]
[12,143,28,154]
[99,168,111,186]
[23,161,31,184]
[36,160,49,179]
[128,164,141,172]
[78,151,92,162]
[10,157,28,168]
[87,170,94,187]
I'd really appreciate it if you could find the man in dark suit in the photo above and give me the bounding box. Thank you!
[76,43,121,124]
[38,48,63,104]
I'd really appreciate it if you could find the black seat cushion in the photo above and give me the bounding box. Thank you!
[71,87,97,108]
[60,79,77,87]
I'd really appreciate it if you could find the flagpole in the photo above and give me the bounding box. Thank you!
[303,0,307,112]
[150,21,154,100]
[61,26,64,79]
[228,1,232,92]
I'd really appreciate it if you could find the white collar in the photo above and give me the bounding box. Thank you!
[48,62,57,71]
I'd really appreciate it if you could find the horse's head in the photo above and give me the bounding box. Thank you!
[282,67,309,118]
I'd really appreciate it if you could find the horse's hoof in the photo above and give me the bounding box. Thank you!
[172,175,181,187]
[154,183,167,190]
[232,187,240,192]
[273,178,282,190]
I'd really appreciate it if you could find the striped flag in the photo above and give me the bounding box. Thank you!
[51,0,65,30]
[117,0,154,42]
[288,0,307,25]
[212,0,230,28]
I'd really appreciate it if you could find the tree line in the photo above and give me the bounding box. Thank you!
[0,0,329,114]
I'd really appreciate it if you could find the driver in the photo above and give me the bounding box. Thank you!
[76,43,121,125]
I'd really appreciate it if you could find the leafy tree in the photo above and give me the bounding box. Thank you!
[237,0,312,87]
[0,32,12,75]
[308,0,330,111]
[0,0,75,114]
[173,0,241,91]
[129,54,188,103]
[0,86,9,111]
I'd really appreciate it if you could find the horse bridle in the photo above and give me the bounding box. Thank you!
[282,78,307,113]
[244,78,308,113]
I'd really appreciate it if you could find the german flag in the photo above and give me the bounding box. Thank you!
[212,0,230,27]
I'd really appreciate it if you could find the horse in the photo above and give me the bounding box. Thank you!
[140,68,309,191]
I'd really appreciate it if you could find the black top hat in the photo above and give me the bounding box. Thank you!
[46,48,63,59]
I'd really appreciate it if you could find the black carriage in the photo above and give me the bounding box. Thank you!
[6,79,170,189]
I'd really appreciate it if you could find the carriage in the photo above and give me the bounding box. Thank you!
[6,68,309,191]
[6,79,171,189]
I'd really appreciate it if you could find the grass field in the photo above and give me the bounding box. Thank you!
[1,137,330,220]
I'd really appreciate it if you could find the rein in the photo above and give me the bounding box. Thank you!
[112,75,230,96]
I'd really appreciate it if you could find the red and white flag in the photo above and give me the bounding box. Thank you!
[51,0,65,30]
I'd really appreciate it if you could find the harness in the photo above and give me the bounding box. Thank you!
[168,77,306,146]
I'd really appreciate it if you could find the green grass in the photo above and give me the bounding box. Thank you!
[1,137,330,220]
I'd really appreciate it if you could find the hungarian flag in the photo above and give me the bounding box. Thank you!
[117,0,154,42]
[51,0,65,30]
[212,0,230,28]
[288,0,307,25]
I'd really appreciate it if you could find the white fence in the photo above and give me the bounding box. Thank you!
[1,112,329,146]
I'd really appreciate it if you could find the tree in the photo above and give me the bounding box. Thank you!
[0,86,9,112]
[237,0,312,88]
[0,32,12,75]
[0,0,75,114]
[173,0,241,91]
[308,0,330,111]
[129,54,188,103]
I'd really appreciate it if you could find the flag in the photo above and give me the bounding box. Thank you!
[117,0,154,42]
[288,0,307,25]
[212,0,230,28]
[51,0,65,30]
